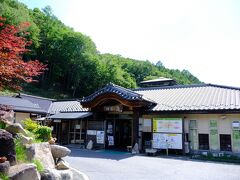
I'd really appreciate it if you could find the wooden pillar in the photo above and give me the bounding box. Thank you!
[132,109,139,146]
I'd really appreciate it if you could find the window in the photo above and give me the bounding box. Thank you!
[220,134,232,151]
[198,134,209,150]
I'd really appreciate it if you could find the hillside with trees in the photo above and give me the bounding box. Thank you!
[0,0,201,98]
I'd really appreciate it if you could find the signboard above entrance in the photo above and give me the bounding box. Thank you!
[153,118,182,133]
[104,105,123,112]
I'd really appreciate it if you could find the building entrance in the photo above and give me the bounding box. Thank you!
[106,119,132,150]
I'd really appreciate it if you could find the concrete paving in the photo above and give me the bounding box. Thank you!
[64,149,240,180]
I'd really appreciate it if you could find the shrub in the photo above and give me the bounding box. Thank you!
[0,121,6,129]
[0,173,9,180]
[32,159,44,172]
[22,118,39,132]
[34,126,52,142]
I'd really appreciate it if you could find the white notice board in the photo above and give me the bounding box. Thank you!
[153,118,182,133]
[152,133,182,149]
[96,131,105,144]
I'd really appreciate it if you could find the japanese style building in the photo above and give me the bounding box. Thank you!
[0,96,47,123]
[48,78,240,156]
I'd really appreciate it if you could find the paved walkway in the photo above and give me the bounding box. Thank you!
[64,149,240,180]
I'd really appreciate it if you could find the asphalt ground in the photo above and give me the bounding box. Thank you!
[64,149,240,180]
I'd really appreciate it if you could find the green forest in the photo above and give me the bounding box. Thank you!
[0,0,201,98]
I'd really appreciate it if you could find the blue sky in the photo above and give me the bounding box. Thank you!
[19,0,240,86]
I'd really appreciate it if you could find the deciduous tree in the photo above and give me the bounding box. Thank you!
[0,16,46,90]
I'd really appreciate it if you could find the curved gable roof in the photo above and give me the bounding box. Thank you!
[81,83,155,108]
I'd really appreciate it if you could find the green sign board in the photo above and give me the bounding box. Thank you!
[233,130,240,152]
[209,120,219,150]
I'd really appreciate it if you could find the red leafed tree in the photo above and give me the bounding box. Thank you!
[0,16,46,90]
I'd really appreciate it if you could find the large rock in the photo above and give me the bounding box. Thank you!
[86,140,93,150]
[8,163,40,180]
[0,110,14,124]
[0,129,16,165]
[56,158,70,170]
[40,168,73,180]
[5,123,27,136]
[132,143,139,154]
[0,161,10,174]
[26,143,55,169]
[18,134,33,145]
[50,145,71,159]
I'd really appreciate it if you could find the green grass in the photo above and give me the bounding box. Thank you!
[32,159,44,172]
[15,138,27,163]
[0,89,17,97]
[0,173,9,180]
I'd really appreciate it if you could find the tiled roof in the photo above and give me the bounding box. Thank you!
[134,84,240,112]
[48,112,92,119]
[82,83,155,103]
[48,100,88,114]
[0,96,47,114]
[17,93,54,112]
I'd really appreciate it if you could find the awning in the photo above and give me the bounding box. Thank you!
[35,117,46,121]
[48,112,92,120]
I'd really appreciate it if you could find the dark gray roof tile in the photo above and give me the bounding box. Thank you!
[134,84,240,111]
[48,100,88,114]
[0,96,46,114]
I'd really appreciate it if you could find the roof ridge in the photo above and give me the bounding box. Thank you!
[134,83,208,91]
[19,93,55,101]
[135,83,240,91]
[109,83,141,96]
[208,84,240,91]
[52,99,81,102]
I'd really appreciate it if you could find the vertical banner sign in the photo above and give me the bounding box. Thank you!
[153,119,158,132]
[232,121,240,152]
[96,131,105,144]
[233,130,240,152]
[189,120,198,150]
[108,136,114,146]
[210,120,219,150]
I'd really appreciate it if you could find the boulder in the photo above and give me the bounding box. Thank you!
[48,137,57,145]
[8,163,40,180]
[18,134,33,145]
[0,161,10,174]
[40,168,73,180]
[5,123,27,136]
[0,110,14,124]
[86,140,93,150]
[56,158,70,170]
[0,129,16,165]
[132,143,139,154]
[50,145,71,159]
[26,143,55,169]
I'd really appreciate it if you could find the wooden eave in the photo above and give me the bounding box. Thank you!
[81,93,151,109]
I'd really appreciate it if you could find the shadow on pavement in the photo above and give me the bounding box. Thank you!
[68,148,133,160]
[67,147,240,165]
